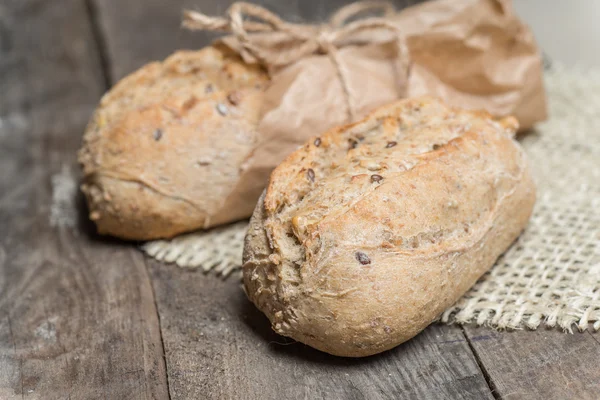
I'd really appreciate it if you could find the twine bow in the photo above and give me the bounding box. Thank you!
[183,1,409,122]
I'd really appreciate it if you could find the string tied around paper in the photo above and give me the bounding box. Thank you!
[183,1,410,122]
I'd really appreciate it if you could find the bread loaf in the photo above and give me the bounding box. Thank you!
[79,46,268,240]
[242,97,535,357]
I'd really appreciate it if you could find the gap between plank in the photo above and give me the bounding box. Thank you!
[143,259,173,400]
[588,331,600,347]
[82,2,171,397]
[84,0,113,88]
[460,326,501,400]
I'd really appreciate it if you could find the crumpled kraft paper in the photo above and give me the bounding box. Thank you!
[396,0,546,130]
[203,0,546,227]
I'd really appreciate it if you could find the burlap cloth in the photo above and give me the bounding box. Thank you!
[143,64,600,332]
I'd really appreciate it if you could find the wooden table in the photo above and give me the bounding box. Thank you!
[1,1,599,399]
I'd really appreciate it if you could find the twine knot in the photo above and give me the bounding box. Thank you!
[183,1,409,121]
[316,28,336,54]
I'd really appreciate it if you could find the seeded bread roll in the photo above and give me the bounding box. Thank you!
[242,97,535,357]
[79,46,269,240]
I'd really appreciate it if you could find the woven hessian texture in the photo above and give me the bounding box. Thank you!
[143,65,600,331]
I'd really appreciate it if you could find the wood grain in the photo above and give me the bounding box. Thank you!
[463,326,600,400]
[0,0,168,398]
[148,260,493,400]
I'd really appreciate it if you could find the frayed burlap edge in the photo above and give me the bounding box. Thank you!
[142,64,600,332]
[142,220,247,278]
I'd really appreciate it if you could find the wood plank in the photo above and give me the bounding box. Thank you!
[90,0,297,81]
[90,0,197,81]
[148,260,493,400]
[0,0,168,398]
[464,326,600,400]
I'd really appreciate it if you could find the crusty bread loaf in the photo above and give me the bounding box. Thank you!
[242,97,536,357]
[79,46,268,240]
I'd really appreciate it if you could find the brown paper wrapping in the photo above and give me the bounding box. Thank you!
[188,0,547,227]
[396,0,546,130]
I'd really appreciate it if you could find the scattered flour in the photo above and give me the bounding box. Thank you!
[49,165,77,228]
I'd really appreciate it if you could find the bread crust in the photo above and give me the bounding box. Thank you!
[243,96,535,357]
[79,46,268,240]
